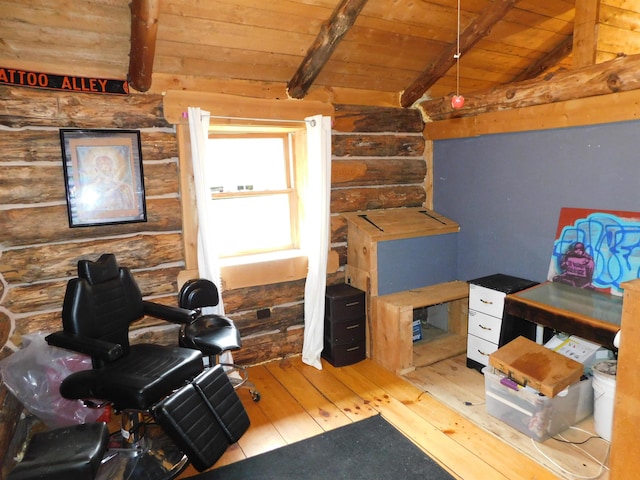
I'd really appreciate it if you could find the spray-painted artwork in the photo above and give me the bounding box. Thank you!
[548,208,640,296]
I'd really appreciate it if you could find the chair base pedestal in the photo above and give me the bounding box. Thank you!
[210,360,260,402]
[97,423,188,480]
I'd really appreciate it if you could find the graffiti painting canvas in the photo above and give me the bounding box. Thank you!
[548,208,640,296]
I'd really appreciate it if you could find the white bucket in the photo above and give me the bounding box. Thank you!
[592,360,617,441]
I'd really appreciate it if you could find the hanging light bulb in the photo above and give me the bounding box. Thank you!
[451,0,465,109]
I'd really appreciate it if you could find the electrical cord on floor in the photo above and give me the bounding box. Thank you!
[463,400,485,406]
[550,433,601,445]
[531,426,610,479]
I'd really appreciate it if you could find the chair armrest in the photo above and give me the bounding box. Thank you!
[45,331,123,362]
[143,300,199,325]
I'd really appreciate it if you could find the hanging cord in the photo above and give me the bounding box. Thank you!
[455,0,461,96]
[450,0,464,108]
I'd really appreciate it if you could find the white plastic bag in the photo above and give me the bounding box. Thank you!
[0,332,108,428]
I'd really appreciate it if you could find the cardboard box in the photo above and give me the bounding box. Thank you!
[489,336,583,397]
[483,366,593,442]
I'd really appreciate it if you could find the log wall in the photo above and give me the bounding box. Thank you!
[0,86,425,471]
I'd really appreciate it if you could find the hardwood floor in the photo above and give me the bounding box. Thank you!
[177,354,610,480]
[405,353,610,480]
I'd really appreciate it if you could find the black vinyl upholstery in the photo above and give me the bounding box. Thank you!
[178,279,242,356]
[46,254,204,411]
[153,365,250,471]
[8,423,110,480]
[36,255,252,476]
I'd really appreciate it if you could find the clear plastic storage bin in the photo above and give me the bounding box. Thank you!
[483,366,593,442]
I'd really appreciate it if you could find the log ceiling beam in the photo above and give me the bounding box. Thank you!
[287,0,369,99]
[400,0,519,108]
[128,0,160,93]
[511,35,573,83]
[418,53,640,122]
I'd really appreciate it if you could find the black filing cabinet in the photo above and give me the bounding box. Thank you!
[322,284,366,367]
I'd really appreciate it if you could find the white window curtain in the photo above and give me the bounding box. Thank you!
[187,106,225,317]
[301,115,332,370]
[187,108,330,370]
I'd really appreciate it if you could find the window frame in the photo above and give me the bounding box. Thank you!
[206,129,301,259]
[171,94,337,290]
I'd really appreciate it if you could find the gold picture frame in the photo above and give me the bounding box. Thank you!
[60,129,147,227]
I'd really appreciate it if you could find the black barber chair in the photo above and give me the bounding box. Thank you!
[8,365,251,480]
[178,279,260,402]
[45,254,206,480]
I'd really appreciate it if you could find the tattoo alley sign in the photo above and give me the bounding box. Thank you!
[0,67,129,95]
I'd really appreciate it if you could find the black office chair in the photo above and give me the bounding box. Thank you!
[178,279,260,402]
[44,254,206,480]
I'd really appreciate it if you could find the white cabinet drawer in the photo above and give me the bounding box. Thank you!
[468,310,502,343]
[467,334,499,367]
[469,284,506,318]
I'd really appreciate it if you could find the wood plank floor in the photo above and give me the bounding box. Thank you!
[177,354,611,480]
[405,353,610,480]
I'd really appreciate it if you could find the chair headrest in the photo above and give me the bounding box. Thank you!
[78,254,119,285]
[179,279,220,309]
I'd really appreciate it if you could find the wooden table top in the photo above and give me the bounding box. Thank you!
[504,281,621,347]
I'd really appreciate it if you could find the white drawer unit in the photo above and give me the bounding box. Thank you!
[469,285,508,319]
[466,274,538,372]
[467,334,500,366]
[468,310,502,344]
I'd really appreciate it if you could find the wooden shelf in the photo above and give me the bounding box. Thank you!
[378,280,469,308]
[372,280,469,374]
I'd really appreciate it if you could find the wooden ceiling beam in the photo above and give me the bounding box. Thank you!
[511,35,573,83]
[128,0,160,93]
[418,53,640,121]
[573,0,600,68]
[400,0,519,108]
[287,0,369,99]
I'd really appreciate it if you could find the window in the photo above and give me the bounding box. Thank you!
[205,128,301,260]
[172,96,336,291]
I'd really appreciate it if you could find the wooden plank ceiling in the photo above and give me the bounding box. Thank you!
[2,0,640,118]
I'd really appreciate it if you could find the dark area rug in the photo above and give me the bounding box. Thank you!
[187,414,455,479]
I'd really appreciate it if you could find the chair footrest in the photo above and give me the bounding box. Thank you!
[153,364,250,472]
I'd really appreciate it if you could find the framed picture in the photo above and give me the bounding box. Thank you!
[60,129,147,227]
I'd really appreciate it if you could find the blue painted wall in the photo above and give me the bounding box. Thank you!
[433,120,640,284]
[377,233,458,295]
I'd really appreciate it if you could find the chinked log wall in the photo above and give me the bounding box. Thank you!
[0,86,425,465]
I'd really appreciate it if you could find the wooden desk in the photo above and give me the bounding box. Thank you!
[503,281,621,348]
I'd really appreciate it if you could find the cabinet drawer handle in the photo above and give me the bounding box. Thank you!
[479,324,492,331]
[345,301,360,307]
[346,346,361,352]
[346,324,360,330]
[477,349,489,357]
[480,299,493,305]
